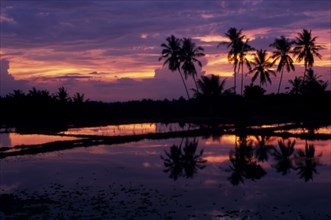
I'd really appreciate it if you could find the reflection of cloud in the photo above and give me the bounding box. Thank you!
[0,133,11,148]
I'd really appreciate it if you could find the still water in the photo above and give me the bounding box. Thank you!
[0,124,330,219]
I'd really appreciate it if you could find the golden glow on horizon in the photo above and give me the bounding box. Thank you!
[2,28,330,84]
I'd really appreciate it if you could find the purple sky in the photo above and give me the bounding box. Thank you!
[1,0,330,101]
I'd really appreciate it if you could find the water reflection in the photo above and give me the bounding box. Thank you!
[271,139,296,175]
[161,139,206,180]
[225,135,266,185]
[295,142,322,182]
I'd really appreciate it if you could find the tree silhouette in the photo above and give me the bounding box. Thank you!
[56,86,70,103]
[72,92,85,103]
[193,74,226,101]
[295,142,322,182]
[288,76,304,95]
[247,49,276,87]
[159,35,190,99]
[271,139,295,175]
[270,36,295,93]
[238,39,254,95]
[218,27,245,94]
[181,37,205,92]
[161,139,206,180]
[293,29,322,76]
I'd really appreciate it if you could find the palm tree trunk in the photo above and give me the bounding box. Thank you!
[241,62,244,96]
[277,69,284,94]
[192,74,199,93]
[178,68,190,99]
[233,64,237,94]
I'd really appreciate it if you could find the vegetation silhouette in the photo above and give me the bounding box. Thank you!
[253,135,274,162]
[247,49,276,87]
[295,142,322,182]
[159,35,205,99]
[293,29,322,76]
[271,139,296,175]
[218,27,246,94]
[238,38,254,95]
[0,28,330,132]
[160,138,206,180]
[181,37,205,92]
[270,36,295,94]
[159,35,190,99]
[225,134,266,185]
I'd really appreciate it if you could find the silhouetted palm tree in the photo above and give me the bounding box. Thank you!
[218,27,245,94]
[238,39,254,95]
[248,49,276,87]
[289,76,304,95]
[271,139,295,175]
[270,36,295,93]
[159,35,190,99]
[56,86,70,103]
[181,37,205,92]
[293,29,322,76]
[295,142,322,182]
[193,74,226,101]
[72,92,85,103]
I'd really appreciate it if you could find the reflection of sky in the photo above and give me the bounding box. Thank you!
[61,123,196,136]
[0,133,78,148]
[0,135,330,219]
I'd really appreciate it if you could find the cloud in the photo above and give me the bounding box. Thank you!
[0,0,329,100]
[0,59,28,96]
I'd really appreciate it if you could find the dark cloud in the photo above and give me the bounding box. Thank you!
[1,0,330,101]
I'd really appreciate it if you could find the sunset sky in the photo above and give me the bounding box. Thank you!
[1,0,330,101]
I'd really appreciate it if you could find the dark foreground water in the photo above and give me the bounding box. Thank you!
[0,124,330,219]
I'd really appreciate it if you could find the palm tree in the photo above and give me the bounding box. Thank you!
[247,49,276,87]
[72,92,85,103]
[288,76,304,95]
[181,38,205,92]
[270,36,295,93]
[193,74,226,100]
[293,29,322,76]
[159,35,190,99]
[56,86,70,103]
[238,39,254,95]
[218,27,245,94]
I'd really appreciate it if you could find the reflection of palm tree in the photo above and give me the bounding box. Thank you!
[161,139,206,180]
[247,50,276,87]
[254,135,274,162]
[270,36,295,94]
[218,27,245,94]
[227,136,266,185]
[293,29,322,76]
[271,139,295,175]
[295,143,322,182]
[181,38,205,92]
[159,35,190,99]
